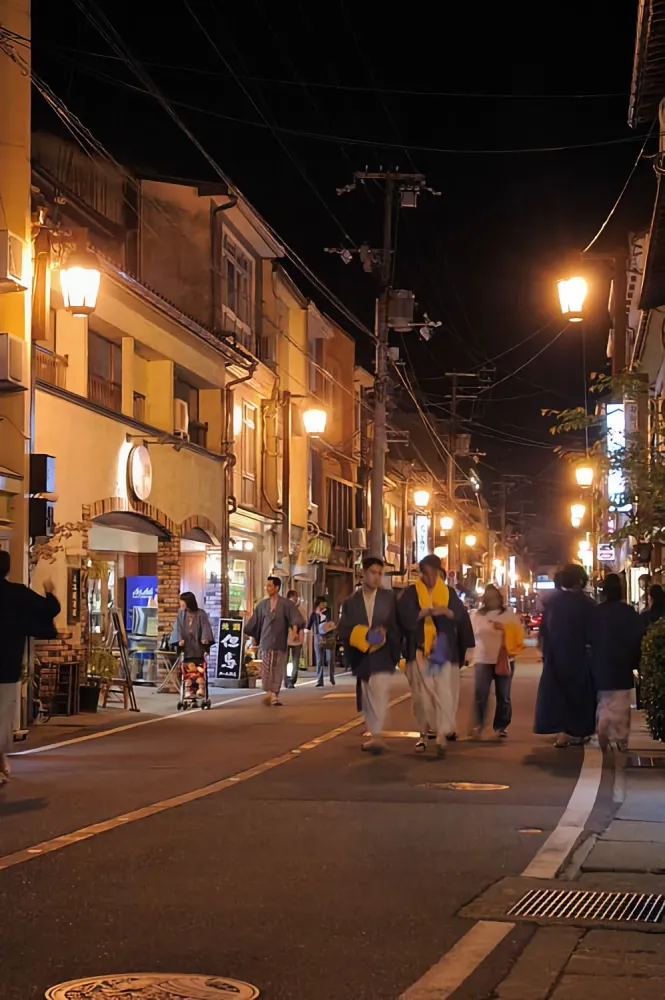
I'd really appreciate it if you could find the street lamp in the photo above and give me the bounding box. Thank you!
[59,246,102,317]
[570,502,586,525]
[413,489,430,508]
[302,407,327,436]
[440,515,454,531]
[578,538,591,554]
[575,462,594,488]
[557,276,587,323]
[464,533,477,547]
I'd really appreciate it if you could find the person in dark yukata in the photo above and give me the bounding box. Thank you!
[338,556,400,754]
[534,563,596,748]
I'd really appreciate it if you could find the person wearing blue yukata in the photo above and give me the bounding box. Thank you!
[338,556,401,754]
[245,577,305,706]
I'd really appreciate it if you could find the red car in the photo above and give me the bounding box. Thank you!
[524,611,542,633]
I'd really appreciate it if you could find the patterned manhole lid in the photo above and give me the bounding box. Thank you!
[419,782,509,791]
[46,975,259,999]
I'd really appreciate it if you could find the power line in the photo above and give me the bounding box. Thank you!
[51,59,655,157]
[41,47,629,100]
[476,327,568,396]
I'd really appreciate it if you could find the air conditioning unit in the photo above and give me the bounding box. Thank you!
[0,333,28,391]
[0,231,28,292]
[174,399,189,439]
[351,527,367,550]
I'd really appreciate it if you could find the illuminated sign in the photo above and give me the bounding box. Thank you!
[415,514,430,562]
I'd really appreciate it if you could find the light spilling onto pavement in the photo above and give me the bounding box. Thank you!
[420,782,509,791]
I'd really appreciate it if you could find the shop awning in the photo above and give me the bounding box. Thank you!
[630,0,665,126]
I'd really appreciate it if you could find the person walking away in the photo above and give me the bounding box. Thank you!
[338,557,400,754]
[284,590,304,689]
[170,592,214,702]
[535,563,596,748]
[0,550,60,785]
[471,584,524,738]
[590,574,642,753]
[307,596,336,687]
[245,577,305,705]
[398,554,475,757]
[641,584,665,627]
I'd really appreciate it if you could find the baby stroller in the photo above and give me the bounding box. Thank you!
[177,655,212,711]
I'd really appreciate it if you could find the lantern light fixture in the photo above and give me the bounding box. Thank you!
[557,276,587,323]
[440,515,454,531]
[59,246,102,316]
[575,463,594,488]
[413,489,430,508]
[464,533,477,547]
[302,407,327,436]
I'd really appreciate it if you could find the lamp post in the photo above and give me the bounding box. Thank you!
[282,393,328,581]
[557,276,588,324]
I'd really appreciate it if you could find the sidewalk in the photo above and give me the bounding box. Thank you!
[489,709,665,1000]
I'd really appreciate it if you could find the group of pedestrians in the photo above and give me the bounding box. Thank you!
[535,564,660,753]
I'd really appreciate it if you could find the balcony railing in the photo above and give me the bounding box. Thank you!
[189,419,208,449]
[133,392,146,422]
[33,345,68,389]
[88,374,122,413]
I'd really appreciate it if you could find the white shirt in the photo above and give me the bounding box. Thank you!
[362,585,377,626]
[470,608,518,665]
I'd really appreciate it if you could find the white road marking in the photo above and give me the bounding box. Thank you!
[521,742,603,879]
[0,693,410,873]
[398,921,514,999]
[397,742,604,998]
[11,675,332,757]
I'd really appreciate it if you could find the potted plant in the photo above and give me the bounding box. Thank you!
[640,618,665,741]
[80,646,117,713]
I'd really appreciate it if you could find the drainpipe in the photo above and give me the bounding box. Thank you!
[398,478,408,579]
[221,362,256,616]
[282,391,292,582]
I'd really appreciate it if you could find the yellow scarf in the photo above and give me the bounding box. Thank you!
[415,577,450,655]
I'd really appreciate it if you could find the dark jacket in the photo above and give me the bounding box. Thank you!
[0,579,61,684]
[397,584,475,665]
[535,589,596,737]
[590,600,642,691]
[338,588,400,680]
[640,605,665,629]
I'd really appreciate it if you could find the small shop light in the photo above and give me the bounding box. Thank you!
[413,489,430,508]
[60,246,102,316]
[464,533,477,547]
[557,276,587,323]
[302,407,327,436]
[575,463,594,488]
[440,515,454,531]
[243,540,254,551]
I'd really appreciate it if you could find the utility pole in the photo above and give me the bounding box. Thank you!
[333,169,439,559]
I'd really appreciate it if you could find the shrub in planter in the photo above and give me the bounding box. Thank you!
[640,618,665,741]
[80,648,117,713]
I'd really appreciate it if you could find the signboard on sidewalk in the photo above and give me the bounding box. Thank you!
[67,567,82,624]
[216,616,245,680]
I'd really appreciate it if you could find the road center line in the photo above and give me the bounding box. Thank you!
[0,693,409,874]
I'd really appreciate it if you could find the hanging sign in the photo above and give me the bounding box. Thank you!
[597,542,615,563]
[67,567,82,625]
[128,445,153,502]
[216,616,245,680]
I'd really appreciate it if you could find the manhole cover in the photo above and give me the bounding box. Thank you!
[363,731,421,738]
[509,888,665,924]
[518,828,543,834]
[419,782,509,791]
[46,975,259,999]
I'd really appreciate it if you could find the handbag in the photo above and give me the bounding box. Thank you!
[495,643,512,677]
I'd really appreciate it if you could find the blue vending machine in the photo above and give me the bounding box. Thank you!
[124,575,158,636]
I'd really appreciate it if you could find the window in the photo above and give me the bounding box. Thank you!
[221,233,254,350]
[326,477,354,548]
[240,401,257,507]
[308,337,333,405]
[88,330,121,412]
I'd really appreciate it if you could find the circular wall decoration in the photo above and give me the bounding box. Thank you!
[46,974,259,1000]
[128,445,153,502]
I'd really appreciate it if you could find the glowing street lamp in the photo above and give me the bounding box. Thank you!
[557,276,587,323]
[413,489,430,509]
[578,538,591,554]
[464,533,477,547]
[570,502,586,526]
[59,246,102,316]
[440,515,454,531]
[575,463,594,488]
[302,407,327,436]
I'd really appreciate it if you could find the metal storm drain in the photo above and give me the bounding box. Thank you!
[46,975,259,999]
[625,755,665,769]
[508,888,665,924]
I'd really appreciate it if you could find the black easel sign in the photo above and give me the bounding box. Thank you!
[216,617,245,680]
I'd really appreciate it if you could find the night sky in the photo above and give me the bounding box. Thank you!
[31,0,654,563]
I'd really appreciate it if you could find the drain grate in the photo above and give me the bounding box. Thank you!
[508,888,665,923]
[625,755,665,768]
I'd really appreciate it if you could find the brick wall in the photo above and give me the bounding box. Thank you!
[34,629,86,688]
[157,535,182,634]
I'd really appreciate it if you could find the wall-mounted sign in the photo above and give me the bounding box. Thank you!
[128,445,152,502]
[415,514,430,563]
[216,617,245,680]
[597,542,615,563]
[67,567,82,625]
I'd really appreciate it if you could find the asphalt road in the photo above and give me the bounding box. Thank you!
[0,651,586,1000]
